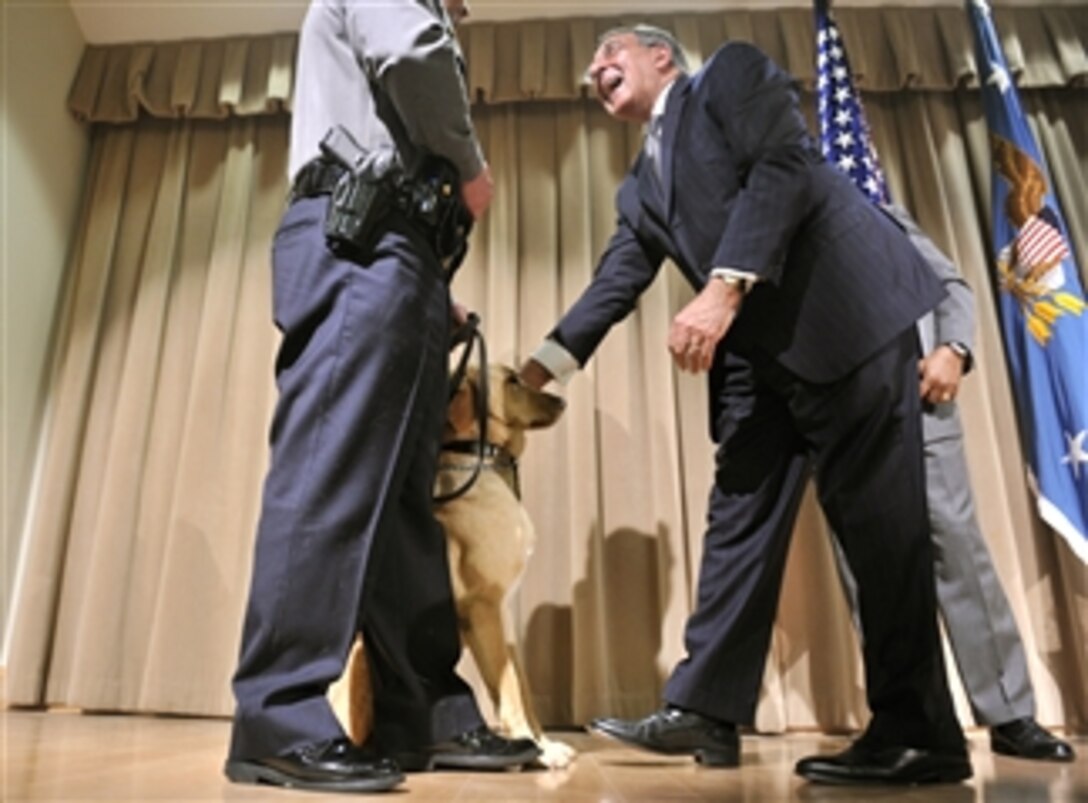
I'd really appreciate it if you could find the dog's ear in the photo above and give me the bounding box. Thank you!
[520,384,566,429]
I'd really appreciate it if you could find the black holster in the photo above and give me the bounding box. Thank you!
[316,126,473,276]
[324,169,393,264]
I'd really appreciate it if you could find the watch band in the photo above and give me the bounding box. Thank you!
[945,341,970,361]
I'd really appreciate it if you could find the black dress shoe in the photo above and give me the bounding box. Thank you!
[393,725,541,771]
[795,741,972,785]
[991,717,1076,762]
[589,706,739,767]
[224,737,404,792]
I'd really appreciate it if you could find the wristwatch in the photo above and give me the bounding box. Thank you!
[944,341,970,362]
[711,268,754,295]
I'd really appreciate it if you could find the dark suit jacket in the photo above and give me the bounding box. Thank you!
[550,42,944,386]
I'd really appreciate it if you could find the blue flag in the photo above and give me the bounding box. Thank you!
[814,0,888,205]
[966,0,1088,561]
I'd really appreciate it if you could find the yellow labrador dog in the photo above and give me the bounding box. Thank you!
[331,364,574,769]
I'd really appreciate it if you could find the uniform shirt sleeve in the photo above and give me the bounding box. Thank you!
[343,0,484,180]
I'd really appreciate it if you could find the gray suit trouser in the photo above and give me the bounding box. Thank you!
[837,401,1035,726]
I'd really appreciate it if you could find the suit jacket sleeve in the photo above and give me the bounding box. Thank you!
[885,205,976,369]
[344,0,484,180]
[549,178,666,365]
[698,43,822,284]
[908,229,975,361]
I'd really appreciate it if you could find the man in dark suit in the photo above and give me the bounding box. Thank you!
[834,206,1075,763]
[520,25,970,785]
[225,0,538,794]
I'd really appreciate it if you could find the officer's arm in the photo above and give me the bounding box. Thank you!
[345,0,484,182]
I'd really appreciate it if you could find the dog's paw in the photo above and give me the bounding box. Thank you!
[535,736,577,770]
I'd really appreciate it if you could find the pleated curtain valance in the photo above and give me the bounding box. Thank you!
[67,5,1087,124]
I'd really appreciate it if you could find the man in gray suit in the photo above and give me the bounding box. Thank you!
[225,0,538,793]
[833,206,1075,763]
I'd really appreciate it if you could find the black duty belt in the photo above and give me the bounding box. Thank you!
[289,156,472,276]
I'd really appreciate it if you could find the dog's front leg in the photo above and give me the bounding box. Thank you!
[459,597,576,769]
[458,596,522,727]
[501,645,577,770]
[459,597,540,742]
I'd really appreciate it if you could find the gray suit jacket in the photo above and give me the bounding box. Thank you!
[884,204,976,441]
[885,205,975,359]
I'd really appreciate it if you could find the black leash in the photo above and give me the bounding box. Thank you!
[434,314,490,504]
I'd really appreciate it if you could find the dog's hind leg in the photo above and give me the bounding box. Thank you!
[328,634,374,746]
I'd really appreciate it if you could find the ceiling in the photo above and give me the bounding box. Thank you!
[67,0,1077,45]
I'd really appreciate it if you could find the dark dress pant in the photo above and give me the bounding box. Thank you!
[834,402,1036,727]
[228,196,482,761]
[665,330,963,752]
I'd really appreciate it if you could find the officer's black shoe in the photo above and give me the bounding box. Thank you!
[991,717,1076,762]
[589,706,740,767]
[224,737,404,792]
[393,725,541,771]
[795,741,972,785]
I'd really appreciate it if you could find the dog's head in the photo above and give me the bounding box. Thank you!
[446,365,565,457]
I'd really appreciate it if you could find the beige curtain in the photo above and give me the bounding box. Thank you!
[9,7,1087,734]
[7,117,288,715]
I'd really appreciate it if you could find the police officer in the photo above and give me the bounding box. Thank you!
[225,0,539,793]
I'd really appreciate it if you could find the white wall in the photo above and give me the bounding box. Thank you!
[1,2,90,660]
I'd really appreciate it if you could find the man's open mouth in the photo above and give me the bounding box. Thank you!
[598,69,624,102]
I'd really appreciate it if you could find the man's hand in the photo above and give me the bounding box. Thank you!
[451,299,470,328]
[461,163,494,220]
[519,358,554,391]
[919,344,965,405]
[668,278,742,373]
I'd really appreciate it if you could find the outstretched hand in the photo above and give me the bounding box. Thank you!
[668,279,743,373]
[519,358,553,391]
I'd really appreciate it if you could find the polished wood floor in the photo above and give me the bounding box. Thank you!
[3,709,1085,801]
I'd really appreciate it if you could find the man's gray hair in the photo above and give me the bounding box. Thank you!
[599,24,689,72]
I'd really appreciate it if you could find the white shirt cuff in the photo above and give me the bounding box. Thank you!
[710,267,760,284]
[530,339,581,386]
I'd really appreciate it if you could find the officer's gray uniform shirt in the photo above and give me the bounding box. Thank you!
[289,0,484,182]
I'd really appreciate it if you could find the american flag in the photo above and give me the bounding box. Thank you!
[814,0,888,204]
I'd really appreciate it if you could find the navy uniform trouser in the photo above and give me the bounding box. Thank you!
[665,331,965,753]
[228,196,483,761]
